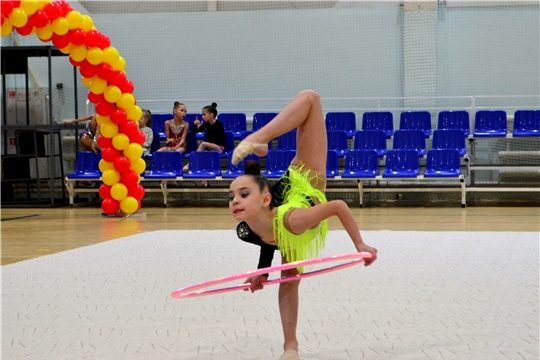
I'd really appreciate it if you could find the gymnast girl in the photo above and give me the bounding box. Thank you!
[228,90,378,360]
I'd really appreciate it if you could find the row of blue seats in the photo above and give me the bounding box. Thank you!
[68,148,462,182]
[151,109,540,141]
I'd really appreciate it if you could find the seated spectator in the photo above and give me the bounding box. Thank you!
[64,114,101,153]
[139,109,154,157]
[157,101,189,153]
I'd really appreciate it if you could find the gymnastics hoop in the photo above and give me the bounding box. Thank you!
[171,252,372,299]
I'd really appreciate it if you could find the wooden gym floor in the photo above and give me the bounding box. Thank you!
[1,205,538,266]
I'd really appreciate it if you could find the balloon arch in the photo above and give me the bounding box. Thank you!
[2,0,145,215]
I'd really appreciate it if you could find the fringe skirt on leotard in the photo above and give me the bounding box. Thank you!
[272,165,328,273]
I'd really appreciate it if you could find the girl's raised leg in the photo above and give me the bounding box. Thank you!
[232,90,327,188]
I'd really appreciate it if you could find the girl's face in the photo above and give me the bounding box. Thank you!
[228,175,268,222]
[201,109,214,123]
[139,114,148,128]
[174,105,187,120]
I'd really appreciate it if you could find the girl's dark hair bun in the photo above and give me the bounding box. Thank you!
[174,101,180,106]
[244,160,261,176]
[211,102,217,108]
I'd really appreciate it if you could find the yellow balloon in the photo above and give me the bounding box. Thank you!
[86,47,103,65]
[81,15,93,32]
[102,169,121,186]
[51,17,69,35]
[130,157,147,174]
[66,10,83,30]
[127,105,142,122]
[120,196,138,214]
[99,159,115,173]
[8,8,28,28]
[116,93,136,110]
[110,183,128,201]
[59,43,73,54]
[35,23,53,41]
[37,0,52,10]
[89,77,108,95]
[96,115,111,126]
[112,133,130,151]
[81,76,93,88]
[1,19,13,37]
[20,0,39,16]
[111,56,126,72]
[104,85,122,104]
[124,143,143,161]
[100,122,119,138]
[70,45,87,62]
[102,47,120,65]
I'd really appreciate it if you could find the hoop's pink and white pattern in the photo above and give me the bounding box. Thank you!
[171,252,372,299]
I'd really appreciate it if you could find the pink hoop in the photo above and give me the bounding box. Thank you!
[171,252,372,299]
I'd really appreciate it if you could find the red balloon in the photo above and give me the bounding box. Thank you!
[43,2,61,21]
[95,101,116,117]
[29,10,49,28]
[96,63,113,80]
[120,79,134,94]
[110,108,127,125]
[101,147,121,162]
[51,33,70,49]
[0,15,4,26]
[69,57,83,68]
[15,22,34,35]
[99,34,110,49]
[99,184,112,199]
[120,170,139,187]
[114,156,131,173]
[137,200,142,211]
[101,197,120,215]
[85,29,102,48]
[119,120,138,136]
[107,71,126,88]
[129,130,146,146]
[69,29,86,46]
[128,184,145,200]
[87,91,104,105]
[79,60,98,78]
[56,0,72,17]
[96,134,113,149]
[1,2,14,17]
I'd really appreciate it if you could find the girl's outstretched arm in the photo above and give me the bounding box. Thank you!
[286,200,377,266]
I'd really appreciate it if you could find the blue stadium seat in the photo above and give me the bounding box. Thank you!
[341,150,379,178]
[67,152,102,179]
[326,150,339,178]
[221,132,235,158]
[400,111,432,137]
[513,110,540,137]
[382,149,420,178]
[392,130,426,157]
[424,149,461,178]
[438,110,470,136]
[362,111,394,138]
[183,151,222,179]
[277,130,297,151]
[432,129,467,156]
[219,113,247,139]
[222,154,259,179]
[183,132,199,158]
[474,110,507,137]
[326,112,357,139]
[143,151,183,179]
[262,150,296,178]
[327,130,349,157]
[242,112,278,139]
[151,113,171,140]
[353,130,387,157]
